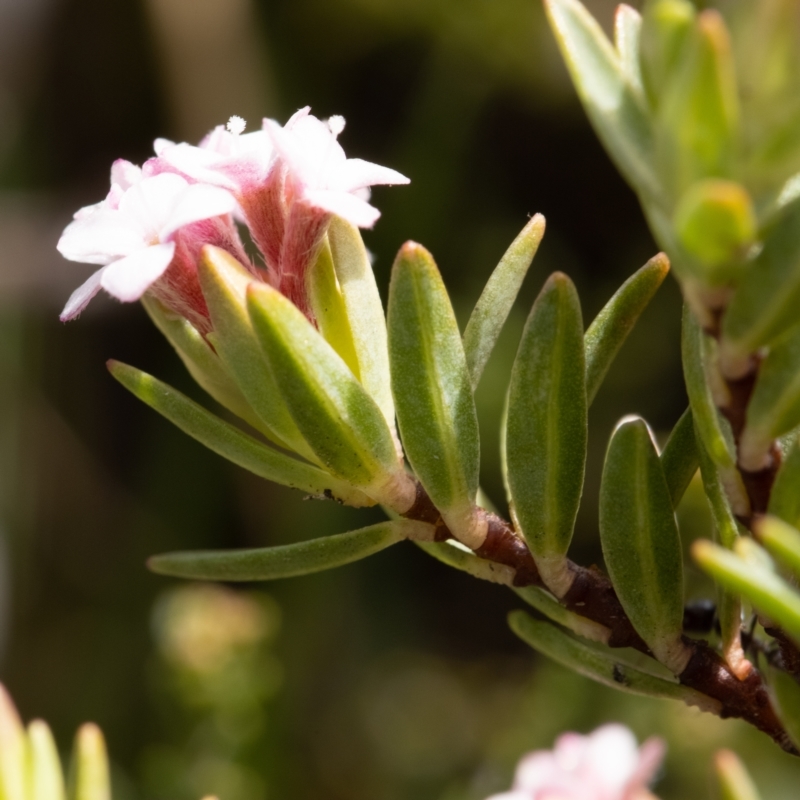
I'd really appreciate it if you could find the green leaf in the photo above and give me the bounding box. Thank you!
[0,684,26,800]
[508,611,719,710]
[755,515,800,580]
[584,252,669,404]
[514,586,611,644]
[721,202,800,361]
[505,272,587,596]
[614,4,644,98]
[694,430,746,671]
[142,296,265,434]
[673,179,756,283]
[327,217,396,432]
[197,246,316,461]
[694,427,739,549]
[682,305,735,469]
[681,307,750,519]
[420,541,609,643]
[417,539,515,585]
[544,0,660,202]
[740,326,800,470]
[599,416,690,672]
[656,10,739,195]
[148,520,431,581]
[306,239,361,379]
[768,669,800,753]
[388,242,482,545]
[769,439,800,529]
[713,750,763,800]
[247,282,414,511]
[108,361,373,507]
[463,214,545,389]
[659,407,698,508]
[27,721,66,800]
[693,539,800,643]
[68,725,109,800]
[640,0,696,109]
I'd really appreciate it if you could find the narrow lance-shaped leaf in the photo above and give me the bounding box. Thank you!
[0,684,26,800]
[508,611,719,711]
[28,721,66,800]
[544,0,660,202]
[659,407,698,508]
[713,750,763,800]
[142,296,266,434]
[614,4,644,98]
[768,669,800,753]
[418,538,610,643]
[505,272,587,597]
[740,325,800,470]
[599,417,690,673]
[513,586,611,644]
[197,246,316,461]
[682,305,735,468]
[68,725,110,800]
[693,539,800,643]
[694,431,748,675]
[656,9,739,194]
[584,252,669,404]
[306,239,361,379]
[108,361,373,507]
[417,539,515,586]
[681,305,750,516]
[328,217,396,433]
[388,242,482,546]
[149,520,433,582]
[770,439,800,529]
[247,282,414,511]
[721,202,800,364]
[756,515,800,580]
[640,0,696,109]
[463,214,545,389]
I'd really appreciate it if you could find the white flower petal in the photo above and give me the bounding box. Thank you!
[304,188,380,228]
[336,158,410,191]
[110,159,142,190]
[100,242,176,302]
[161,142,233,187]
[58,209,146,265]
[153,137,175,156]
[624,737,665,798]
[584,725,640,791]
[264,117,308,180]
[60,268,106,320]
[160,184,236,241]
[281,106,311,130]
[118,173,189,240]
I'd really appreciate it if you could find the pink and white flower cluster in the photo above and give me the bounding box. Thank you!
[58,109,409,332]
[487,725,665,800]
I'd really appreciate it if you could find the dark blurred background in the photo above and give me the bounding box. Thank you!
[0,0,798,798]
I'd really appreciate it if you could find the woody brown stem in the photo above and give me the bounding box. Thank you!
[402,482,797,755]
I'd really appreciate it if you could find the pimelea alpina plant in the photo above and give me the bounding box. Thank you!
[55,0,800,782]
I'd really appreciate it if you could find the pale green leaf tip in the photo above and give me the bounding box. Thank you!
[72,722,111,800]
[396,240,435,269]
[714,749,762,800]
